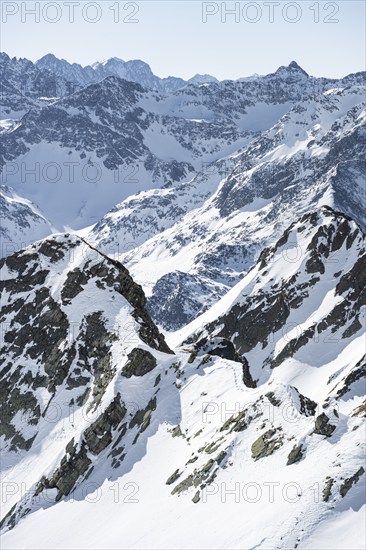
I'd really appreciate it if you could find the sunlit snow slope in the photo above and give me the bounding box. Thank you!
[1,208,364,550]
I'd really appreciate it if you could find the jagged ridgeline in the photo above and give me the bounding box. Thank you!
[0,210,365,548]
[181,207,366,389]
[83,79,366,331]
[0,234,176,525]
[1,53,365,258]
[0,51,365,549]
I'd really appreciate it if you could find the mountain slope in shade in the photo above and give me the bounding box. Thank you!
[0,186,55,255]
[85,155,235,256]
[0,53,71,109]
[1,54,365,245]
[11,52,219,97]
[33,53,366,93]
[98,84,365,329]
[0,65,312,231]
[36,54,214,92]
[172,206,365,392]
[0,234,175,523]
[0,78,37,118]
[36,54,97,87]
[0,212,364,550]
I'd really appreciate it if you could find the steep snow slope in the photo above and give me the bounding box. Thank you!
[1,58,365,249]
[0,186,55,256]
[1,212,364,549]
[2,367,364,550]
[171,207,365,397]
[0,234,174,519]
[98,85,365,329]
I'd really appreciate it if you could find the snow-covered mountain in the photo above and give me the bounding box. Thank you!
[0,186,56,255]
[173,206,365,385]
[36,53,97,87]
[85,83,365,329]
[0,53,365,550]
[36,53,215,92]
[0,53,72,113]
[0,60,320,233]
[1,54,364,246]
[0,210,364,549]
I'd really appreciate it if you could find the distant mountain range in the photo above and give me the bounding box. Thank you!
[1,51,220,97]
[0,52,365,550]
[1,52,364,328]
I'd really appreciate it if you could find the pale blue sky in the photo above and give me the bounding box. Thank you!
[1,1,365,79]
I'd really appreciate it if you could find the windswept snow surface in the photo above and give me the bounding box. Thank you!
[1,210,365,550]
[0,57,365,550]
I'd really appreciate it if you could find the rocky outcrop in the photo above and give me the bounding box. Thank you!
[121,348,157,378]
[287,444,304,465]
[313,413,336,437]
[184,208,365,387]
[251,429,284,460]
[340,467,365,497]
[191,337,256,388]
[0,234,172,453]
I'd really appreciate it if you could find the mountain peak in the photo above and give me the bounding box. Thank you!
[275,60,309,77]
[289,60,308,73]
[39,53,57,60]
[188,73,219,84]
[37,53,82,69]
[0,51,10,59]
[95,56,125,67]
[37,53,65,64]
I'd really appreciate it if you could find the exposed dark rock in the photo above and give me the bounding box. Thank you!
[298,392,317,416]
[61,268,89,304]
[351,400,366,417]
[322,477,334,502]
[334,357,366,401]
[313,413,336,437]
[171,459,216,496]
[266,392,282,407]
[129,397,157,433]
[193,337,256,388]
[220,409,250,433]
[44,443,92,499]
[171,475,194,495]
[77,312,117,407]
[251,429,284,460]
[215,450,227,465]
[287,444,304,465]
[340,467,365,497]
[84,394,126,455]
[171,425,183,438]
[166,470,181,485]
[121,348,157,378]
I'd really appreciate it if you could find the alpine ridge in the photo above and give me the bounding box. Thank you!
[0,51,365,550]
